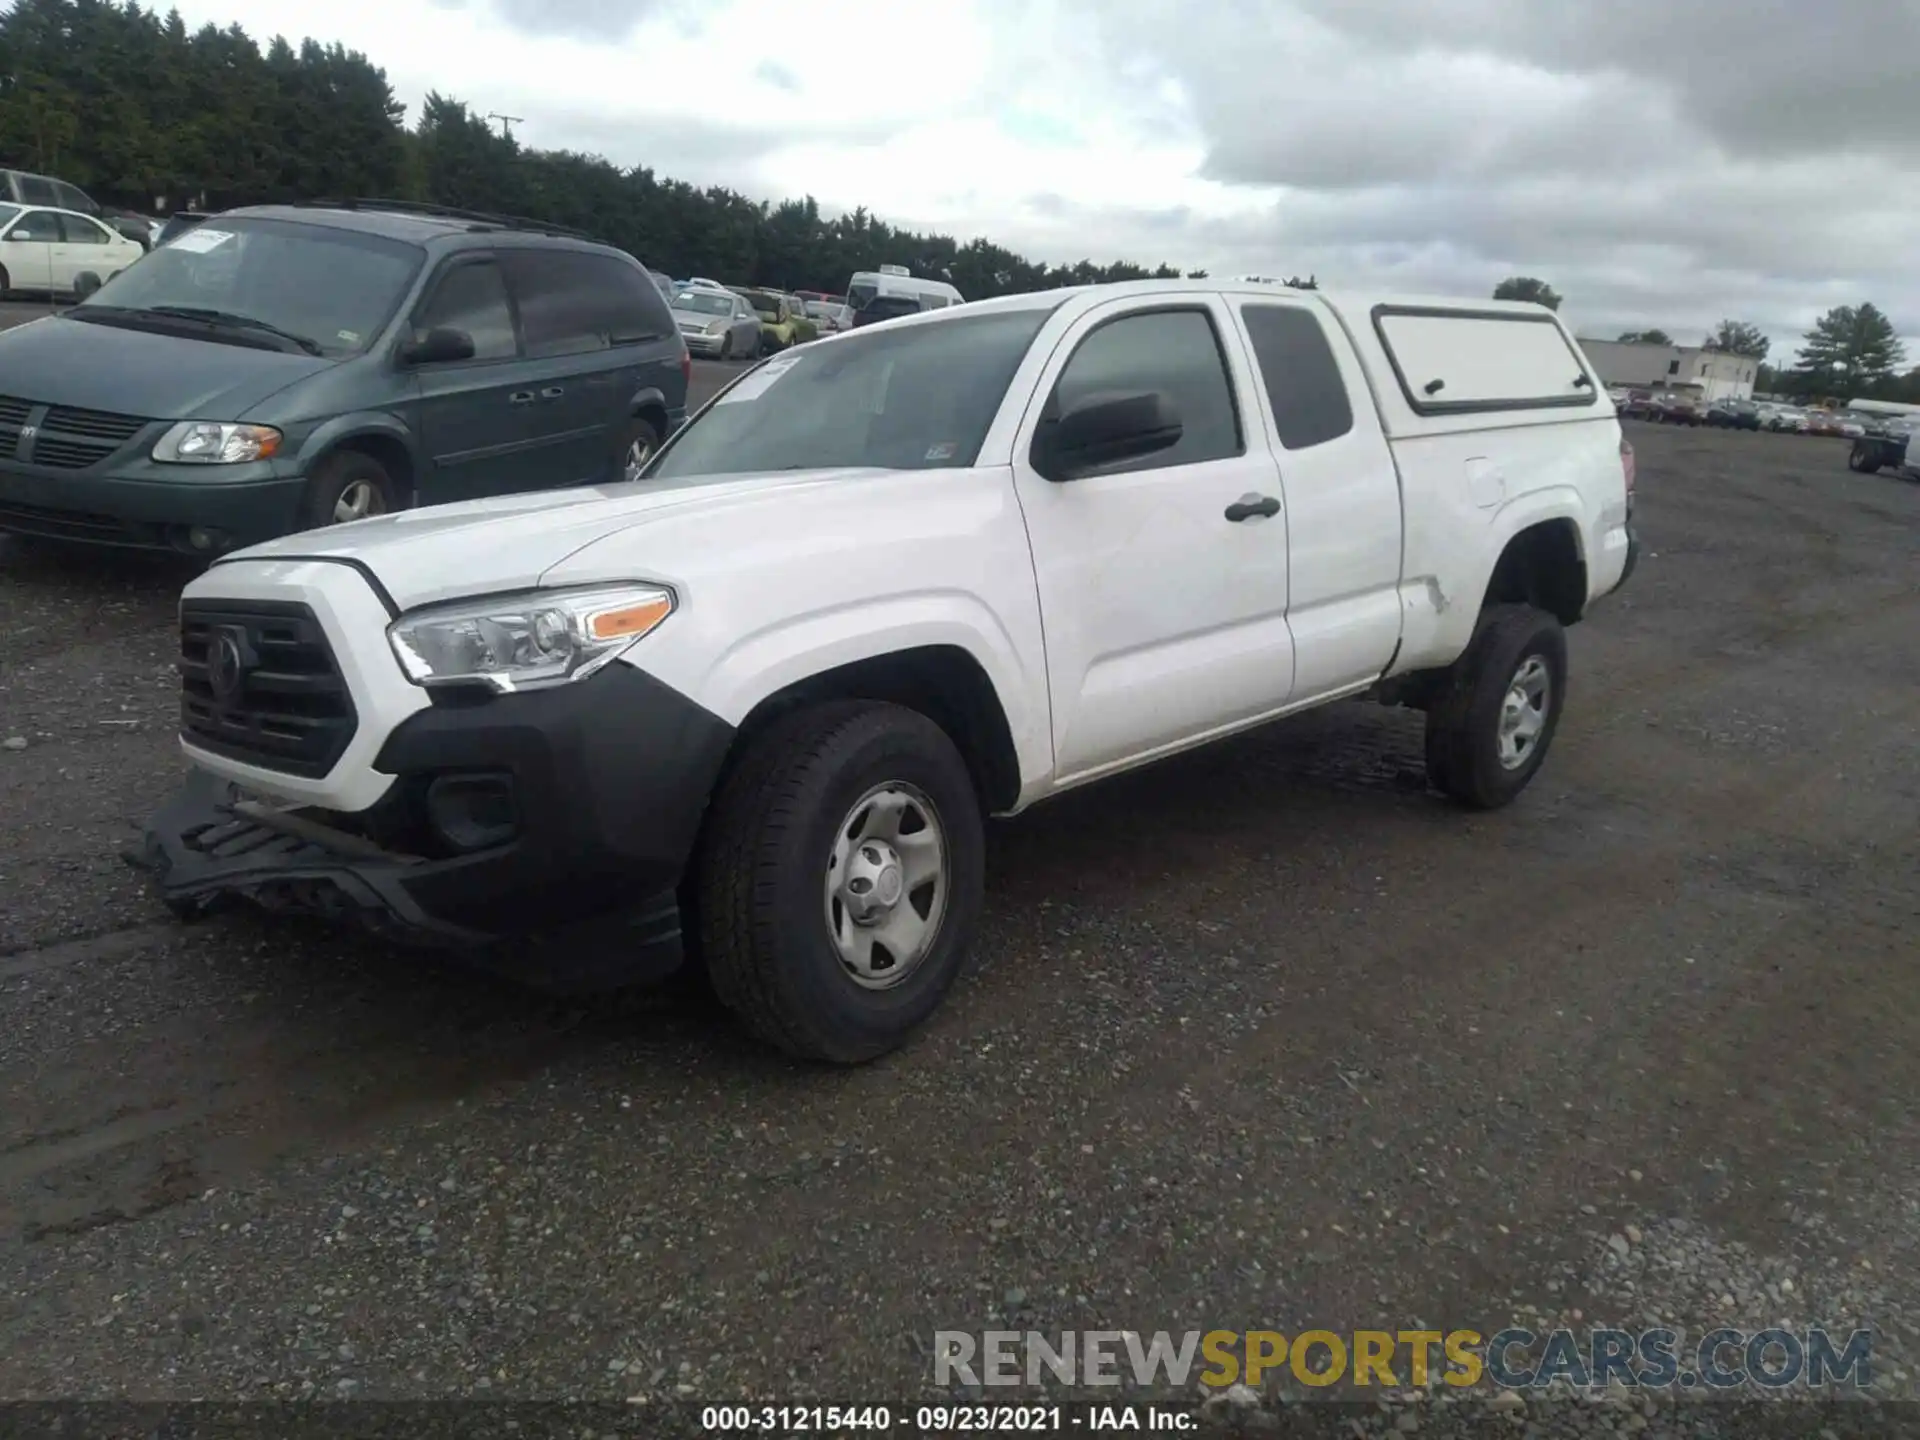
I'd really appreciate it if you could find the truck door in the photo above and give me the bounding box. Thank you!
[1227,297,1404,697]
[1009,293,1296,783]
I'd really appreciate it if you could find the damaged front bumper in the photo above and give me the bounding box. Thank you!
[125,768,686,992]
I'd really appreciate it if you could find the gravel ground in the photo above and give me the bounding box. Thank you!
[2,421,1918,1429]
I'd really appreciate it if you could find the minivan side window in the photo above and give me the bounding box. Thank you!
[16,175,58,205]
[1238,303,1354,450]
[1045,307,1244,473]
[52,181,96,215]
[416,259,518,361]
[503,249,669,359]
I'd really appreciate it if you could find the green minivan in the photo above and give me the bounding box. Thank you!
[0,201,690,555]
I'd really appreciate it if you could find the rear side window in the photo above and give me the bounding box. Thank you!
[58,214,110,244]
[503,249,671,359]
[16,175,57,205]
[417,259,518,361]
[1374,307,1597,415]
[1048,308,1243,472]
[1239,303,1354,450]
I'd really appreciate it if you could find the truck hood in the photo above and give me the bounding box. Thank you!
[0,313,331,418]
[216,469,883,610]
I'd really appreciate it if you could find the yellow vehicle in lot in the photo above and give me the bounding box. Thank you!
[733,287,816,352]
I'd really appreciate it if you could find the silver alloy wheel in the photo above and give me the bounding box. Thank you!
[622,437,653,483]
[332,479,386,524]
[1496,654,1551,770]
[823,782,949,991]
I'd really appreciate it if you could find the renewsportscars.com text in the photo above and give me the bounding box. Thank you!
[934,1327,1873,1391]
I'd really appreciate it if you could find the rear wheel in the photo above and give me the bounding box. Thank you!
[617,415,663,483]
[1424,605,1568,811]
[693,700,986,1064]
[298,451,400,530]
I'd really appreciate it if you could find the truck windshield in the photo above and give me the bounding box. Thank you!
[648,308,1051,479]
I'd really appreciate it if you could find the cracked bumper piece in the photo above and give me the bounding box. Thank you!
[129,662,737,990]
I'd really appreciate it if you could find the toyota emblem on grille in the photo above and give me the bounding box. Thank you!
[209,626,250,704]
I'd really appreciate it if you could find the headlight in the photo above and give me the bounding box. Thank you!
[387,585,674,693]
[152,421,283,464]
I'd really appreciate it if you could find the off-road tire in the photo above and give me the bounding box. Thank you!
[693,700,985,1064]
[298,450,400,530]
[1424,604,1568,810]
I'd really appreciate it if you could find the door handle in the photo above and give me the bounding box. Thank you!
[1224,493,1281,522]
[508,391,535,404]
[540,386,564,400]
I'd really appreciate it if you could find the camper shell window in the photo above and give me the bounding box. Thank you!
[1371,305,1600,417]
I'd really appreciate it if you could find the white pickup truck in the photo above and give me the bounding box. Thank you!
[133,280,1639,1062]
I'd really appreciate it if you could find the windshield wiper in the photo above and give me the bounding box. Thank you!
[138,305,324,356]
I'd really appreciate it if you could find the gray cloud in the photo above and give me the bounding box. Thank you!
[754,61,800,92]
[1005,0,1920,356]
[433,0,692,43]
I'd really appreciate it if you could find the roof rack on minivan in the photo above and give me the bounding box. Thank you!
[291,197,598,242]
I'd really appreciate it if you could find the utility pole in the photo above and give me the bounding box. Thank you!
[485,113,523,141]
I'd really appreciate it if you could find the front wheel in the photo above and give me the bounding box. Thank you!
[299,450,399,530]
[1847,442,1880,474]
[693,700,986,1064]
[1423,605,1568,810]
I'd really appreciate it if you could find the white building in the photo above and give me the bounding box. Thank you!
[1577,338,1759,402]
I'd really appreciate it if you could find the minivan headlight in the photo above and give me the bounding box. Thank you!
[152,421,283,464]
[387,585,674,692]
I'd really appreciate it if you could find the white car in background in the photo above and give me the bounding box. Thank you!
[0,202,145,299]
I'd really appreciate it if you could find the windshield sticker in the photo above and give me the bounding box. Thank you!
[336,329,361,345]
[924,442,956,461]
[716,355,802,405]
[170,228,235,254]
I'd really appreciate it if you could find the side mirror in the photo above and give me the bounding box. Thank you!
[399,326,476,366]
[1039,390,1183,481]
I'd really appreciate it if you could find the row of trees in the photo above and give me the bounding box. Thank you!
[0,0,1239,299]
[1495,275,1917,403]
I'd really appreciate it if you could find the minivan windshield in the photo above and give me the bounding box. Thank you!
[647,307,1050,480]
[675,291,734,316]
[74,217,424,358]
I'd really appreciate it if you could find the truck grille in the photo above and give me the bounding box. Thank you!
[179,600,358,778]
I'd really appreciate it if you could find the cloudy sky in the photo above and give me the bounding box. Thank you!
[172,0,1920,362]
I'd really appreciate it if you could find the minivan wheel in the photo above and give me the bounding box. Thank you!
[694,700,986,1064]
[1423,604,1568,811]
[300,451,399,530]
[618,416,663,483]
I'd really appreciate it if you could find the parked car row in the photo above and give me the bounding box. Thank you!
[0,200,983,562]
[1612,389,1885,438]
